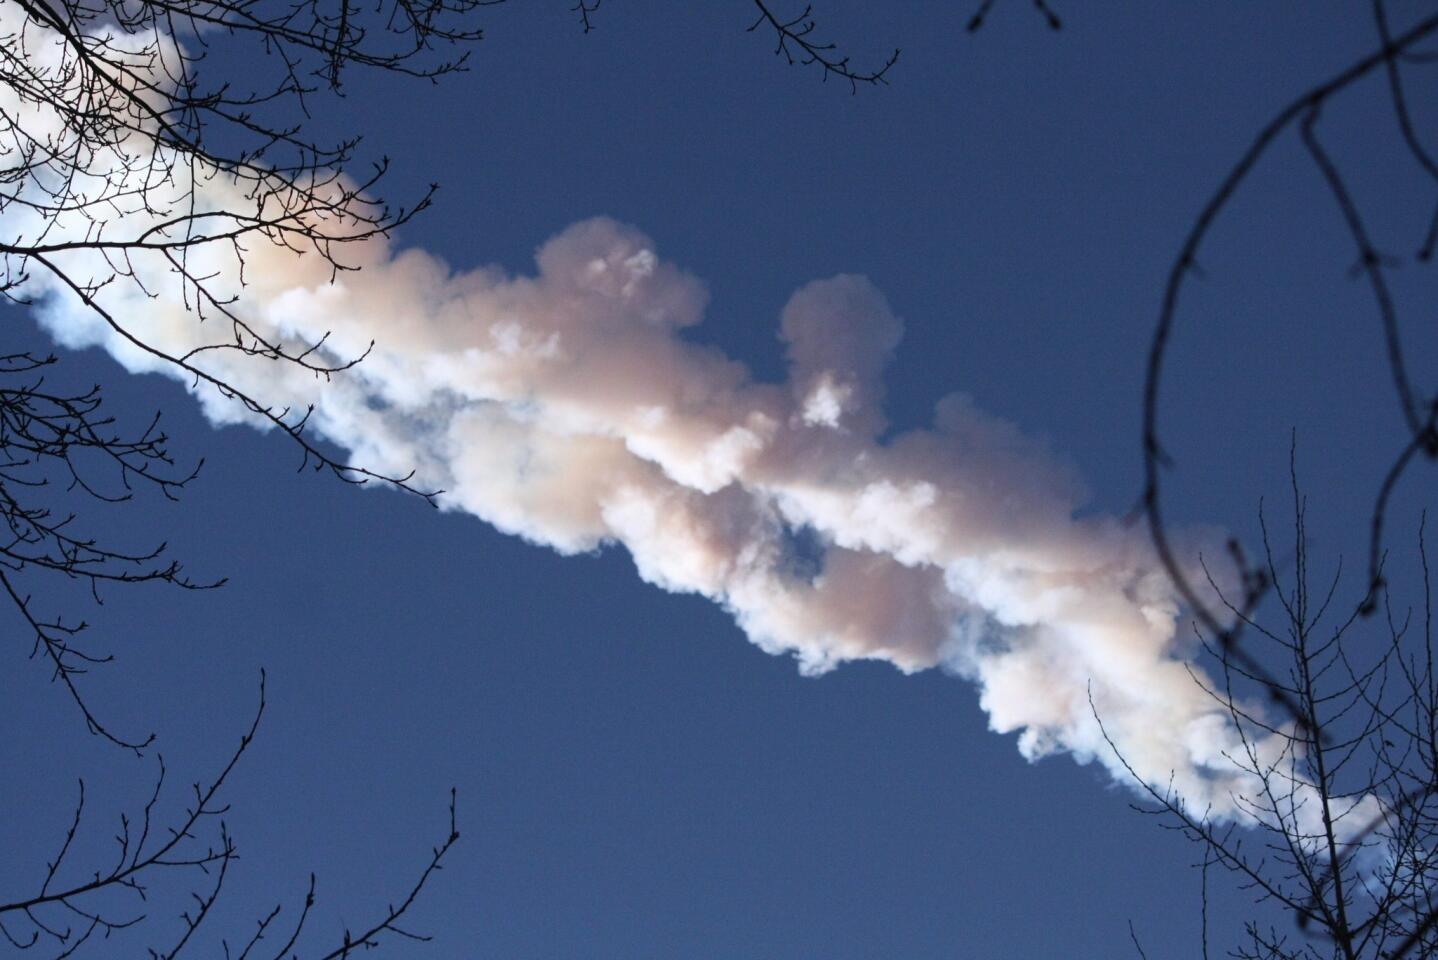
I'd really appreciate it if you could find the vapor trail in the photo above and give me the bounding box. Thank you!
[3,5,1264,817]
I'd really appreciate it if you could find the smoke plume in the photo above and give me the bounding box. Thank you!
[3,6,1266,818]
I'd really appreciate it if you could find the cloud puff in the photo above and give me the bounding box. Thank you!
[3,2,1274,819]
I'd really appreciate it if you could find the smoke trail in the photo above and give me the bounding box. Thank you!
[2,6,1264,817]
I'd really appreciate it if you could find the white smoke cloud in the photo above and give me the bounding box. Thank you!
[1,4,1279,820]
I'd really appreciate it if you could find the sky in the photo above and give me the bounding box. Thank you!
[2,2,1436,958]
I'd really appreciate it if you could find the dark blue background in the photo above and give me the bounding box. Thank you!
[3,3,1434,956]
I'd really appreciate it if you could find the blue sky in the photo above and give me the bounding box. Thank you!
[3,3,1435,957]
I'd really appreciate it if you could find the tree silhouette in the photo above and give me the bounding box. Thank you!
[1111,462,1438,959]
[6,2,1435,957]
[0,0,492,954]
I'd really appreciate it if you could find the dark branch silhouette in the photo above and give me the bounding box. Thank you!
[746,1,898,92]
[0,0,491,955]
[0,0,513,739]
[966,0,1062,33]
[1140,6,1438,728]
[1110,466,1438,958]
[0,674,462,960]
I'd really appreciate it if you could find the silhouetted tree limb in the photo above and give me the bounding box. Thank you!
[571,0,601,33]
[0,0,517,738]
[0,674,462,960]
[746,1,898,92]
[0,0,487,954]
[1141,8,1438,715]
[1106,469,1438,958]
[966,0,1062,33]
